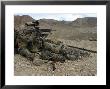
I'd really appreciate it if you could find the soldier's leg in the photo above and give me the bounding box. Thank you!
[19,48,34,60]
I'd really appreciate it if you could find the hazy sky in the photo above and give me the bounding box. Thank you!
[15,13,97,21]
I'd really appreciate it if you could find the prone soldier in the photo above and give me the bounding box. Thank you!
[14,20,91,70]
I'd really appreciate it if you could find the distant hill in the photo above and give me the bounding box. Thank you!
[14,15,97,40]
[14,15,97,28]
[38,17,97,29]
[38,17,97,40]
[71,17,97,27]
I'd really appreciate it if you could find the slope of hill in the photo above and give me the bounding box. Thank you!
[14,15,97,40]
[38,17,97,28]
[71,17,97,27]
[38,18,97,40]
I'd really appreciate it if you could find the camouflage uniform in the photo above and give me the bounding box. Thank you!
[14,20,91,70]
[14,23,42,60]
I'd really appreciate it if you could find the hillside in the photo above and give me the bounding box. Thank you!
[14,15,97,40]
[38,18,97,40]
[14,15,97,76]
[71,17,97,27]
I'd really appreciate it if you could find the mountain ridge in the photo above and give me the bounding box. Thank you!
[14,15,97,40]
[14,15,97,27]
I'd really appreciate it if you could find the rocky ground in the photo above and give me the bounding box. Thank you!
[14,39,97,76]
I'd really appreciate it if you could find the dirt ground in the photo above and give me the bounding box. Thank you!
[14,39,97,76]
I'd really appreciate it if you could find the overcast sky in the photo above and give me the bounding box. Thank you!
[15,13,97,21]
